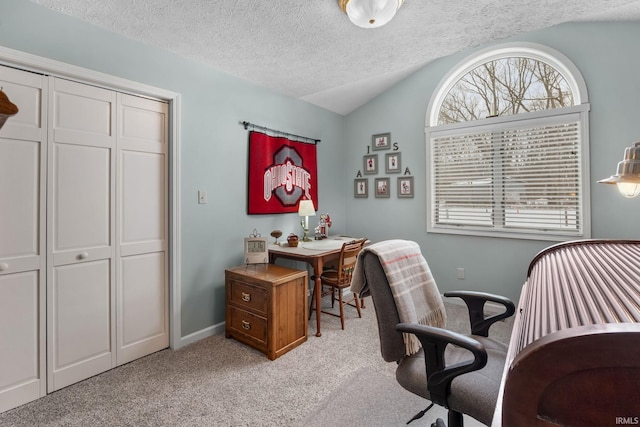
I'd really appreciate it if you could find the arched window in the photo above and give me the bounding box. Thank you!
[426,43,590,240]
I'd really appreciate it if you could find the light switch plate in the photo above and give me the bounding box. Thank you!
[198,190,207,204]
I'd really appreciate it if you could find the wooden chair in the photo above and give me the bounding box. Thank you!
[309,238,367,329]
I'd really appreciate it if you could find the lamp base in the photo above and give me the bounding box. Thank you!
[301,229,313,242]
[300,217,314,242]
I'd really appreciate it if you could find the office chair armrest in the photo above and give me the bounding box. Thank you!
[396,323,487,408]
[444,291,515,337]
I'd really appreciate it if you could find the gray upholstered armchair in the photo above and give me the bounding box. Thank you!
[358,248,514,427]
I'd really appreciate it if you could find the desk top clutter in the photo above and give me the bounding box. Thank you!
[273,235,358,251]
[300,238,350,251]
[287,233,299,247]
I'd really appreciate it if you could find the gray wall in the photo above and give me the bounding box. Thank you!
[344,22,640,304]
[2,0,639,336]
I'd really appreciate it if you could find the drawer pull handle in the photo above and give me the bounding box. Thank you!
[241,320,251,330]
[0,263,8,271]
[241,292,251,302]
[78,252,89,260]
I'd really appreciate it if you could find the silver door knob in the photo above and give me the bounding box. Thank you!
[0,263,8,271]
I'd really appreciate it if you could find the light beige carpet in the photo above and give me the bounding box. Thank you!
[300,367,485,427]
[0,298,511,426]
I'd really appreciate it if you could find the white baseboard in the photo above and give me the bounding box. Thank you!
[175,321,226,349]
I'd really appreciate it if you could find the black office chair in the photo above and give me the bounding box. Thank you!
[359,246,515,427]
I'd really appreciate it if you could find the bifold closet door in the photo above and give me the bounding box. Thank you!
[116,94,169,365]
[47,78,116,392]
[0,66,47,412]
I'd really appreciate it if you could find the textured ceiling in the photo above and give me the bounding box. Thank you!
[31,0,640,115]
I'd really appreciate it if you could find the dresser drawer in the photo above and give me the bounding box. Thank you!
[228,306,267,344]
[228,279,268,314]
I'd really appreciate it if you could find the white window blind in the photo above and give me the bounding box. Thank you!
[430,113,585,238]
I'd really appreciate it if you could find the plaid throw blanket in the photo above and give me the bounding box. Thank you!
[351,240,446,355]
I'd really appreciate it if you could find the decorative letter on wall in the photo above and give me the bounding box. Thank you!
[247,131,318,214]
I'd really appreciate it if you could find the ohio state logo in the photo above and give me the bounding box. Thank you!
[263,145,312,206]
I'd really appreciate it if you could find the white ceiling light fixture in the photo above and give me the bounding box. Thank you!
[338,0,406,29]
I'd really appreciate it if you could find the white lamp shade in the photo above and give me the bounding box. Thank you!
[298,200,316,216]
[616,182,640,198]
[345,0,402,29]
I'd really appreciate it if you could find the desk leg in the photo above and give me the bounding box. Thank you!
[312,259,323,337]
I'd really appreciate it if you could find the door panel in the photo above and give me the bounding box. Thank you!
[116,94,168,365]
[119,94,165,153]
[52,78,112,140]
[0,68,45,142]
[120,150,165,253]
[118,253,167,363]
[0,65,47,412]
[0,139,40,267]
[47,78,116,392]
[0,272,41,413]
[51,143,111,252]
[49,260,113,390]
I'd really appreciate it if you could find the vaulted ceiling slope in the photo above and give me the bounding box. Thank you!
[31,0,640,115]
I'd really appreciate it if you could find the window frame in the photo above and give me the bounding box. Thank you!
[425,43,591,241]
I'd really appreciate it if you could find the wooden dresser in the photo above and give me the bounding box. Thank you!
[225,264,308,360]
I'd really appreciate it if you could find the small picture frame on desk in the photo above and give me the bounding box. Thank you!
[354,178,368,198]
[375,177,390,198]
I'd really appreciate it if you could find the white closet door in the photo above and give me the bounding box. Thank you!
[47,78,116,392]
[116,94,169,365]
[0,66,47,412]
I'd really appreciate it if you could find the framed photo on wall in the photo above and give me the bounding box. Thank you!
[385,152,401,173]
[375,177,390,198]
[363,154,378,175]
[354,178,368,198]
[372,132,391,151]
[398,176,414,198]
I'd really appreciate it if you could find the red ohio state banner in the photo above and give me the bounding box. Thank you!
[247,131,318,214]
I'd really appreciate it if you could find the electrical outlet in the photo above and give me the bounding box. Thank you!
[198,190,207,204]
[457,268,465,280]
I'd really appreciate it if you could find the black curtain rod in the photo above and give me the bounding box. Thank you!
[241,121,320,145]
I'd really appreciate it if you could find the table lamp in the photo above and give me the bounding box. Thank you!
[298,199,316,242]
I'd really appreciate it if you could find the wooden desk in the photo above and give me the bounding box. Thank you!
[269,237,360,337]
